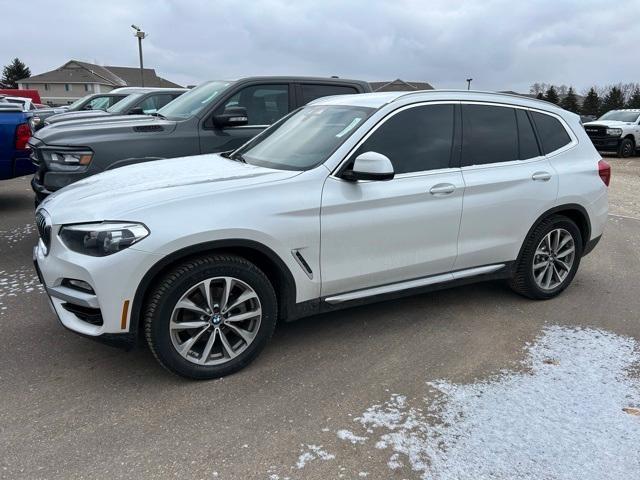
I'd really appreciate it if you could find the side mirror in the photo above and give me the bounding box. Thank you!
[129,107,145,115]
[213,106,249,128]
[342,151,394,181]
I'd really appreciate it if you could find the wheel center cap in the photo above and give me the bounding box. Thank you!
[210,314,222,326]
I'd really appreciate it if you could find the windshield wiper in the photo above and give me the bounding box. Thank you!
[231,152,247,163]
[150,112,167,120]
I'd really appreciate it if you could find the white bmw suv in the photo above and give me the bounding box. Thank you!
[34,90,610,379]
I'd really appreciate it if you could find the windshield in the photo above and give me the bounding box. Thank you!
[232,105,375,171]
[598,111,640,123]
[158,81,233,119]
[107,93,144,113]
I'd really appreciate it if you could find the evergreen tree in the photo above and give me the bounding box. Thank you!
[536,92,544,100]
[1,58,31,88]
[544,85,559,104]
[626,87,640,109]
[600,86,625,115]
[560,87,580,113]
[581,88,601,117]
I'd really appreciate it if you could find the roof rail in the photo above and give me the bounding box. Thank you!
[390,89,562,108]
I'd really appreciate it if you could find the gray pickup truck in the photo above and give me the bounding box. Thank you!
[29,76,371,201]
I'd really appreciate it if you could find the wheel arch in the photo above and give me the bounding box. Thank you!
[129,239,298,343]
[516,204,591,264]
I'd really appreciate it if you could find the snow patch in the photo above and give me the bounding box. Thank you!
[336,429,367,444]
[347,326,640,479]
[0,223,35,247]
[0,266,44,315]
[295,444,335,469]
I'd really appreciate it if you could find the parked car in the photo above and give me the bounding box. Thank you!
[29,77,371,201]
[42,87,187,127]
[0,103,35,180]
[3,96,38,111]
[34,90,609,379]
[583,109,640,157]
[31,90,135,130]
[0,89,41,104]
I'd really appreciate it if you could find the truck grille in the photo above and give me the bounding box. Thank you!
[35,211,51,254]
[584,125,607,137]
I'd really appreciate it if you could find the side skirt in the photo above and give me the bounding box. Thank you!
[286,262,515,321]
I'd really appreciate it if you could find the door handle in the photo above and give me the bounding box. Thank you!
[429,183,456,195]
[531,171,552,182]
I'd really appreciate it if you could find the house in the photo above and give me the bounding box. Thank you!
[370,79,434,92]
[17,60,182,106]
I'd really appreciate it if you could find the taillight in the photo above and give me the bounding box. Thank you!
[15,123,31,150]
[598,159,611,187]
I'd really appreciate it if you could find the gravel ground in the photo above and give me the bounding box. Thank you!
[0,157,639,479]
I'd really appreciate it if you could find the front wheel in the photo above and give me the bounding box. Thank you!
[617,138,635,158]
[144,254,277,379]
[509,215,583,300]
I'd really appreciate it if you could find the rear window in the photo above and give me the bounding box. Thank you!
[531,111,571,154]
[515,109,540,159]
[300,84,358,104]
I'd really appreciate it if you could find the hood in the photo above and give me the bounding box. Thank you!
[33,115,176,146]
[583,120,634,128]
[46,110,110,124]
[39,154,300,223]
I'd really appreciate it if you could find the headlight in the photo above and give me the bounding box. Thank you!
[59,222,149,256]
[45,150,93,171]
[606,128,622,136]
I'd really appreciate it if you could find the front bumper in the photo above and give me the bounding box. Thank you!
[587,135,621,152]
[33,224,162,345]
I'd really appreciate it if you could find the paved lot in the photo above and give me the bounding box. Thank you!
[1,158,639,479]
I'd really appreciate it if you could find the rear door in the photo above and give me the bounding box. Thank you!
[454,103,560,270]
[295,83,360,107]
[199,83,292,153]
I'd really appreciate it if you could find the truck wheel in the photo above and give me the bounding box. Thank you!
[617,138,635,158]
[144,254,277,379]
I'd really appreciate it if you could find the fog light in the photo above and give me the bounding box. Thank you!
[64,278,94,293]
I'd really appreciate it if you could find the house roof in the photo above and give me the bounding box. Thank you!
[18,60,182,88]
[370,79,434,92]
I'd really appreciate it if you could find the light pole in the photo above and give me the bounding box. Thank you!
[131,25,146,87]
[466,78,473,90]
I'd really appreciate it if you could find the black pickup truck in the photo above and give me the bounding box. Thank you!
[29,76,371,201]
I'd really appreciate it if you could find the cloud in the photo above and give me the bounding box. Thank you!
[1,0,637,92]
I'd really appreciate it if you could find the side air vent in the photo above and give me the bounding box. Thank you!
[133,125,164,132]
[292,249,313,279]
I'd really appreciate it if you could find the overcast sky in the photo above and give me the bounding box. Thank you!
[1,0,638,93]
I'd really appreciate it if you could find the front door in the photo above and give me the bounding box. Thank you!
[199,83,291,154]
[320,103,464,297]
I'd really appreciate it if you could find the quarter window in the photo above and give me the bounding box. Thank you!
[218,84,289,126]
[353,104,455,174]
[530,111,571,154]
[462,104,518,166]
[300,84,358,105]
[515,109,540,159]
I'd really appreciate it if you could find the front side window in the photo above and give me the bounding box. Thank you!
[218,84,290,126]
[232,105,374,171]
[300,84,358,105]
[87,97,110,110]
[137,94,177,114]
[354,104,455,174]
[530,111,571,155]
[462,104,518,166]
[107,93,144,114]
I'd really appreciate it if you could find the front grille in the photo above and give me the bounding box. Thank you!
[35,211,51,253]
[584,125,607,137]
[62,303,104,326]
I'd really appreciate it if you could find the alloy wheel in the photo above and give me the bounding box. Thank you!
[532,228,576,291]
[169,276,262,365]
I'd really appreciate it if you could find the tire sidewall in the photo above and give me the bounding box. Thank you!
[619,138,634,158]
[523,217,583,299]
[148,258,277,379]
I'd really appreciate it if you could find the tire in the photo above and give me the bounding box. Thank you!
[617,138,635,158]
[144,254,277,379]
[509,215,583,300]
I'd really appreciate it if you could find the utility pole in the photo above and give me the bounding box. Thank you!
[466,78,473,90]
[131,25,146,87]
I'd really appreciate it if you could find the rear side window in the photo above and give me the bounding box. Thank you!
[300,84,358,104]
[530,111,571,154]
[462,104,518,166]
[515,109,540,159]
[354,104,454,174]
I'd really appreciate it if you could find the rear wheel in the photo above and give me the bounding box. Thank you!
[509,215,583,299]
[144,254,277,379]
[618,137,635,158]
